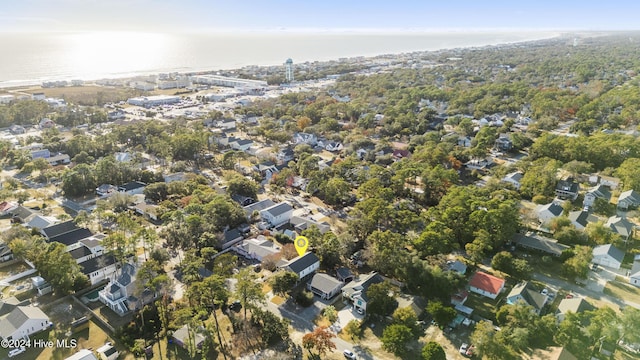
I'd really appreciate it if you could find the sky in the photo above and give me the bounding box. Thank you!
[1,0,639,33]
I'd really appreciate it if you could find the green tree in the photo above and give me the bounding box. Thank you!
[381,324,413,357]
[426,301,456,328]
[365,281,398,317]
[234,268,266,322]
[421,341,446,360]
[343,320,362,342]
[225,174,259,199]
[322,305,338,324]
[320,176,352,206]
[616,157,640,191]
[392,306,419,336]
[269,271,298,298]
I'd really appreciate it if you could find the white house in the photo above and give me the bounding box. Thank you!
[99,262,151,316]
[583,184,611,208]
[79,254,118,285]
[230,139,253,152]
[0,305,52,341]
[592,244,625,270]
[556,298,594,322]
[260,202,293,227]
[618,190,640,210]
[502,171,523,190]
[293,132,318,146]
[280,252,320,282]
[232,237,279,262]
[568,210,598,231]
[629,256,640,287]
[506,281,547,315]
[325,142,344,152]
[468,271,505,300]
[341,272,384,314]
[536,202,564,225]
[308,273,343,300]
[96,342,120,360]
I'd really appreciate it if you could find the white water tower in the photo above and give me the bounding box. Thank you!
[284,58,294,83]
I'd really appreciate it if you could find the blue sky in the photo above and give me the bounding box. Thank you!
[1,0,639,33]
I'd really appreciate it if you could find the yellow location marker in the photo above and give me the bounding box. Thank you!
[294,236,309,257]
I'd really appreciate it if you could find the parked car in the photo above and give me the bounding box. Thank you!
[8,347,26,358]
[343,349,357,359]
[459,343,469,354]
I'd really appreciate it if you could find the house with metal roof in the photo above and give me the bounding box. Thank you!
[260,202,293,227]
[536,202,564,225]
[279,252,320,282]
[592,244,625,270]
[583,184,612,208]
[308,273,343,299]
[0,305,52,341]
[617,190,640,210]
[468,271,505,299]
[506,281,547,315]
[556,297,595,322]
[568,210,599,231]
[605,215,635,242]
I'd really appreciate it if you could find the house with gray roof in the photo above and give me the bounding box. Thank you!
[617,190,640,210]
[555,179,579,200]
[232,237,279,261]
[172,324,205,350]
[630,255,640,288]
[308,273,343,299]
[79,254,118,285]
[260,202,293,227]
[568,210,599,231]
[0,305,51,341]
[556,298,595,322]
[605,215,635,242]
[243,199,276,218]
[583,184,612,208]
[99,261,153,316]
[536,202,564,225]
[506,281,547,315]
[513,233,569,257]
[502,171,523,190]
[342,272,384,315]
[290,216,331,234]
[279,252,320,282]
[592,244,625,270]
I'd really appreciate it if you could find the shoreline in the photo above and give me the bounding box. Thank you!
[0,31,567,91]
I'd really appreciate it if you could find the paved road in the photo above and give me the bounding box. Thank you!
[532,272,640,310]
[261,295,378,360]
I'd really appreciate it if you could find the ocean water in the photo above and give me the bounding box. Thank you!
[0,31,558,87]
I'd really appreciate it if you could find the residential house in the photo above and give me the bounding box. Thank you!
[555,180,579,201]
[556,298,595,322]
[99,262,153,316]
[9,124,25,134]
[79,254,118,285]
[494,135,513,151]
[221,228,244,249]
[592,244,625,270]
[46,153,71,165]
[118,181,146,195]
[536,202,564,225]
[598,175,621,189]
[290,216,331,234]
[107,110,126,121]
[458,136,472,148]
[502,171,523,190]
[163,172,187,183]
[96,184,118,197]
[583,184,611,208]
[605,215,634,242]
[0,305,52,341]
[172,324,205,350]
[65,349,99,360]
[342,272,384,314]
[114,152,132,163]
[243,199,276,219]
[25,214,56,230]
[447,260,467,275]
[279,252,320,282]
[39,118,56,129]
[216,118,236,129]
[336,267,354,283]
[49,227,93,247]
[276,147,295,164]
[231,194,255,207]
[630,255,640,287]
[451,290,469,307]
[325,141,344,152]
[31,148,51,159]
[41,220,79,240]
[308,273,343,299]
[230,139,253,152]
[618,190,640,210]
[568,210,598,231]
[232,237,279,262]
[10,206,34,224]
[468,271,505,299]
[96,342,120,360]
[253,162,279,178]
[0,201,17,216]
[0,243,13,263]
[506,281,547,315]
[513,233,569,257]
[464,158,494,171]
[260,202,293,228]
[293,132,318,146]
[133,203,159,221]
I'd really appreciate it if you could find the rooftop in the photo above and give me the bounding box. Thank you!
[285,252,320,274]
[469,271,505,295]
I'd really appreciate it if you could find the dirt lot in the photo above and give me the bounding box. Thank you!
[17,85,139,105]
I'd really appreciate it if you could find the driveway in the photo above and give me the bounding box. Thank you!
[337,301,364,328]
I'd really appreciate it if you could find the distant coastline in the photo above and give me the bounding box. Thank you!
[0,31,579,90]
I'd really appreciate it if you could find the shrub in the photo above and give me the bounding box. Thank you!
[294,289,314,307]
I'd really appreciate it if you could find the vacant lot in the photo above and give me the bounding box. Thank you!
[21,85,139,105]
[604,279,640,305]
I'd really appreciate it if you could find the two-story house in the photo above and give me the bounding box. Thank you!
[279,252,320,282]
[341,272,384,315]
